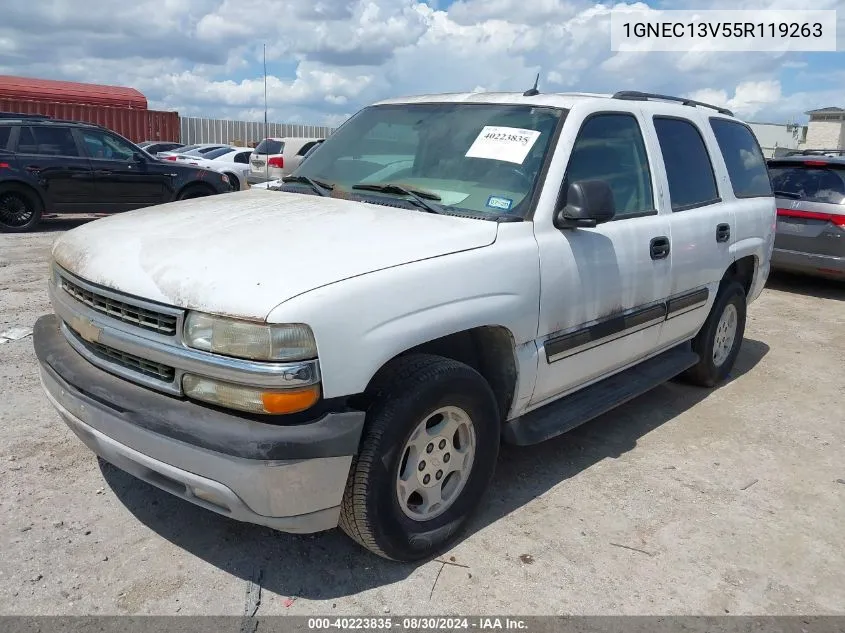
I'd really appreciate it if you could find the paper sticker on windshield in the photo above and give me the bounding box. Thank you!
[486,195,513,211]
[465,126,541,164]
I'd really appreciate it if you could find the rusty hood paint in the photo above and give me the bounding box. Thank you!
[51,188,499,320]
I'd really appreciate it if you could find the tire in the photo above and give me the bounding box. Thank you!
[176,184,215,201]
[0,184,42,233]
[683,281,747,387]
[339,354,500,561]
[222,173,240,192]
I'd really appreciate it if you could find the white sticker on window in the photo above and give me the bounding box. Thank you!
[465,126,541,164]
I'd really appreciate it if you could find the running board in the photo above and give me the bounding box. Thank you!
[502,344,699,446]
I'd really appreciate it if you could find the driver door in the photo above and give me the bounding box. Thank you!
[530,110,673,407]
[75,128,169,211]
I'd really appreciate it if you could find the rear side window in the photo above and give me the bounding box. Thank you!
[710,119,772,198]
[255,139,283,154]
[0,126,12,152]
[768,163,845,205]
[654,117,719,211]
[234,151,251,164]
[17,126,79,157]
[296,141,319,157]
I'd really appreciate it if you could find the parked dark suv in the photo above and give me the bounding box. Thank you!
[0,116,231,232]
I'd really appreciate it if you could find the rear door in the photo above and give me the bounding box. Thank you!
[13,125,94,212]
[77,128,170,210]
[768,159,845,276]
[645,113,735,348]
[249,139,284,179]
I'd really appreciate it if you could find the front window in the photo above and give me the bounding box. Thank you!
[79,129,136,161]
[294,103,564,218]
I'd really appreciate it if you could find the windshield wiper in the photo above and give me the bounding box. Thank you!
[351,182,444,214]
[773,190,802,200]
[280,175,334,197]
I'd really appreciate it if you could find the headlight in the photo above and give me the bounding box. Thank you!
[220,173,230,184]
[183,312,317,362]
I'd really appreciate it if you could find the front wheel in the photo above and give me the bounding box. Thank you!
[683,281,747,387]
[339,354,500,561]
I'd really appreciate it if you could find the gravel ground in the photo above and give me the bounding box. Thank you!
[1,219,843,616]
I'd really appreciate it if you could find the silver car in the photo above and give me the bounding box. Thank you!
[768,155,845,280]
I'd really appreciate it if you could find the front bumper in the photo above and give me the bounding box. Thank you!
[247,172,279,185]
[34,315,366,533]
[771,248,845,279]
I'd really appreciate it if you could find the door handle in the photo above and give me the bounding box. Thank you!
[650,236,670,260]
[94,169,113,175]
[716,223,731,243]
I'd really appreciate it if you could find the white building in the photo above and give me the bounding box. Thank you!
[747,121,807,158]
[803,107,845,150]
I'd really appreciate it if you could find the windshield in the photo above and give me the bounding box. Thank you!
[255,139,283,154]
[294,103,563,217]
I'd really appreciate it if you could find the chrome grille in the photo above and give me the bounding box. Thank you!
[61,277,178,336]
[78,335,175,382]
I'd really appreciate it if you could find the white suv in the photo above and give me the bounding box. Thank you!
[248,136,323,183]
[34,89,775,561]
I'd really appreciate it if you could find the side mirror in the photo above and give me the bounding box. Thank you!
[132,151,147,163]
[554,180,616,229]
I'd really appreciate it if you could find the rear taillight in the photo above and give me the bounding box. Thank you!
[267,156,284,168]
[165,156,177,161]
[777,208,845,227]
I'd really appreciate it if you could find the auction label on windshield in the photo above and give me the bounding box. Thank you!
[465,126,541,164]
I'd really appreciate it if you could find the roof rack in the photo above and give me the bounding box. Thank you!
[0,111,53,121]
[784,148,845,156]
[611,91,734,117]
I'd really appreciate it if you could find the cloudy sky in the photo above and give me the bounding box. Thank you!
[0,0,842,127]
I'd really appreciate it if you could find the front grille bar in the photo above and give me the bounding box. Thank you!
[61,277,178,336]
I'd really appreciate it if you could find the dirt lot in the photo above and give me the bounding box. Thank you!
[1,219,843,616]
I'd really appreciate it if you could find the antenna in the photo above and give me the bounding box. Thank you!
[523,73,540,97]
[263,43,269,183]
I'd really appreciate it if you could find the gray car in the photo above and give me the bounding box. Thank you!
[768,155,845,280]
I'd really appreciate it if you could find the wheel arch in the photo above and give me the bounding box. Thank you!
[354,325,519,424]
[174,181,217,199]
[722,254,757,298]
[0,179,46,211]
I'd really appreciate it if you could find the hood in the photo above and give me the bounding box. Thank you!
[52,188,499,319]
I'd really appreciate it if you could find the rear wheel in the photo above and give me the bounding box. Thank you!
[683,281,747,387]
[0,185,42,233]
[176,184,216,200]
[339,354,500,561]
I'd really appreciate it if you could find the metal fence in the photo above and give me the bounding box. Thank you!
[179,116,336,146]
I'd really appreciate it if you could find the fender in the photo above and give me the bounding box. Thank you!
[265,222,542,399]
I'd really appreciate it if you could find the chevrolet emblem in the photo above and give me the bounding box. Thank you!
[71,316,101,344]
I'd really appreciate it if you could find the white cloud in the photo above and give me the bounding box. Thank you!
[0,0,841,127]
[688,80,783,118]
